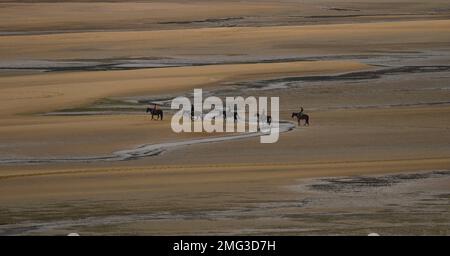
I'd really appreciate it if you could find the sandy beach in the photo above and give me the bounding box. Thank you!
[0,0,449,235]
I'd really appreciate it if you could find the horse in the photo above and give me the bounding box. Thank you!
[256,113,272,126]
[292,112,309,126]
[146,107,163,120]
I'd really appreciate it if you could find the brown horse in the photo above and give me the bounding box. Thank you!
[146,107,163,120]
[292,112,309,126]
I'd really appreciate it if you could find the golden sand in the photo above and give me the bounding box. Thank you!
[0,1,449,234]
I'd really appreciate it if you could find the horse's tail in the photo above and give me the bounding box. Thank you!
[146,107,151,113]
[305,115,309,125]
[160,110,163,120]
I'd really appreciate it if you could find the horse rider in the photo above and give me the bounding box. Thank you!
[298,107,304,117]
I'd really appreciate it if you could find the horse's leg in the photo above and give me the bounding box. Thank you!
[160,112,163,121]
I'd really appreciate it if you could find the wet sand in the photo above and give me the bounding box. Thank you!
[0,0,449,235]
[1,167,449,235]
[1,20,449,71]
[1,0,449,35]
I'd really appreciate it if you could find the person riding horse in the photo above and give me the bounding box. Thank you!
[146,104,163,120]
[292,106,309,126]
[256,112,272,126]
[299,107,304,117]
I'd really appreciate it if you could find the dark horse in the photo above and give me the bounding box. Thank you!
[146,107,163,120]
[292,112,309,126]
[257,113,272,125]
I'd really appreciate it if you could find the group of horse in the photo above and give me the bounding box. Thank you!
[146,107,309,126]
